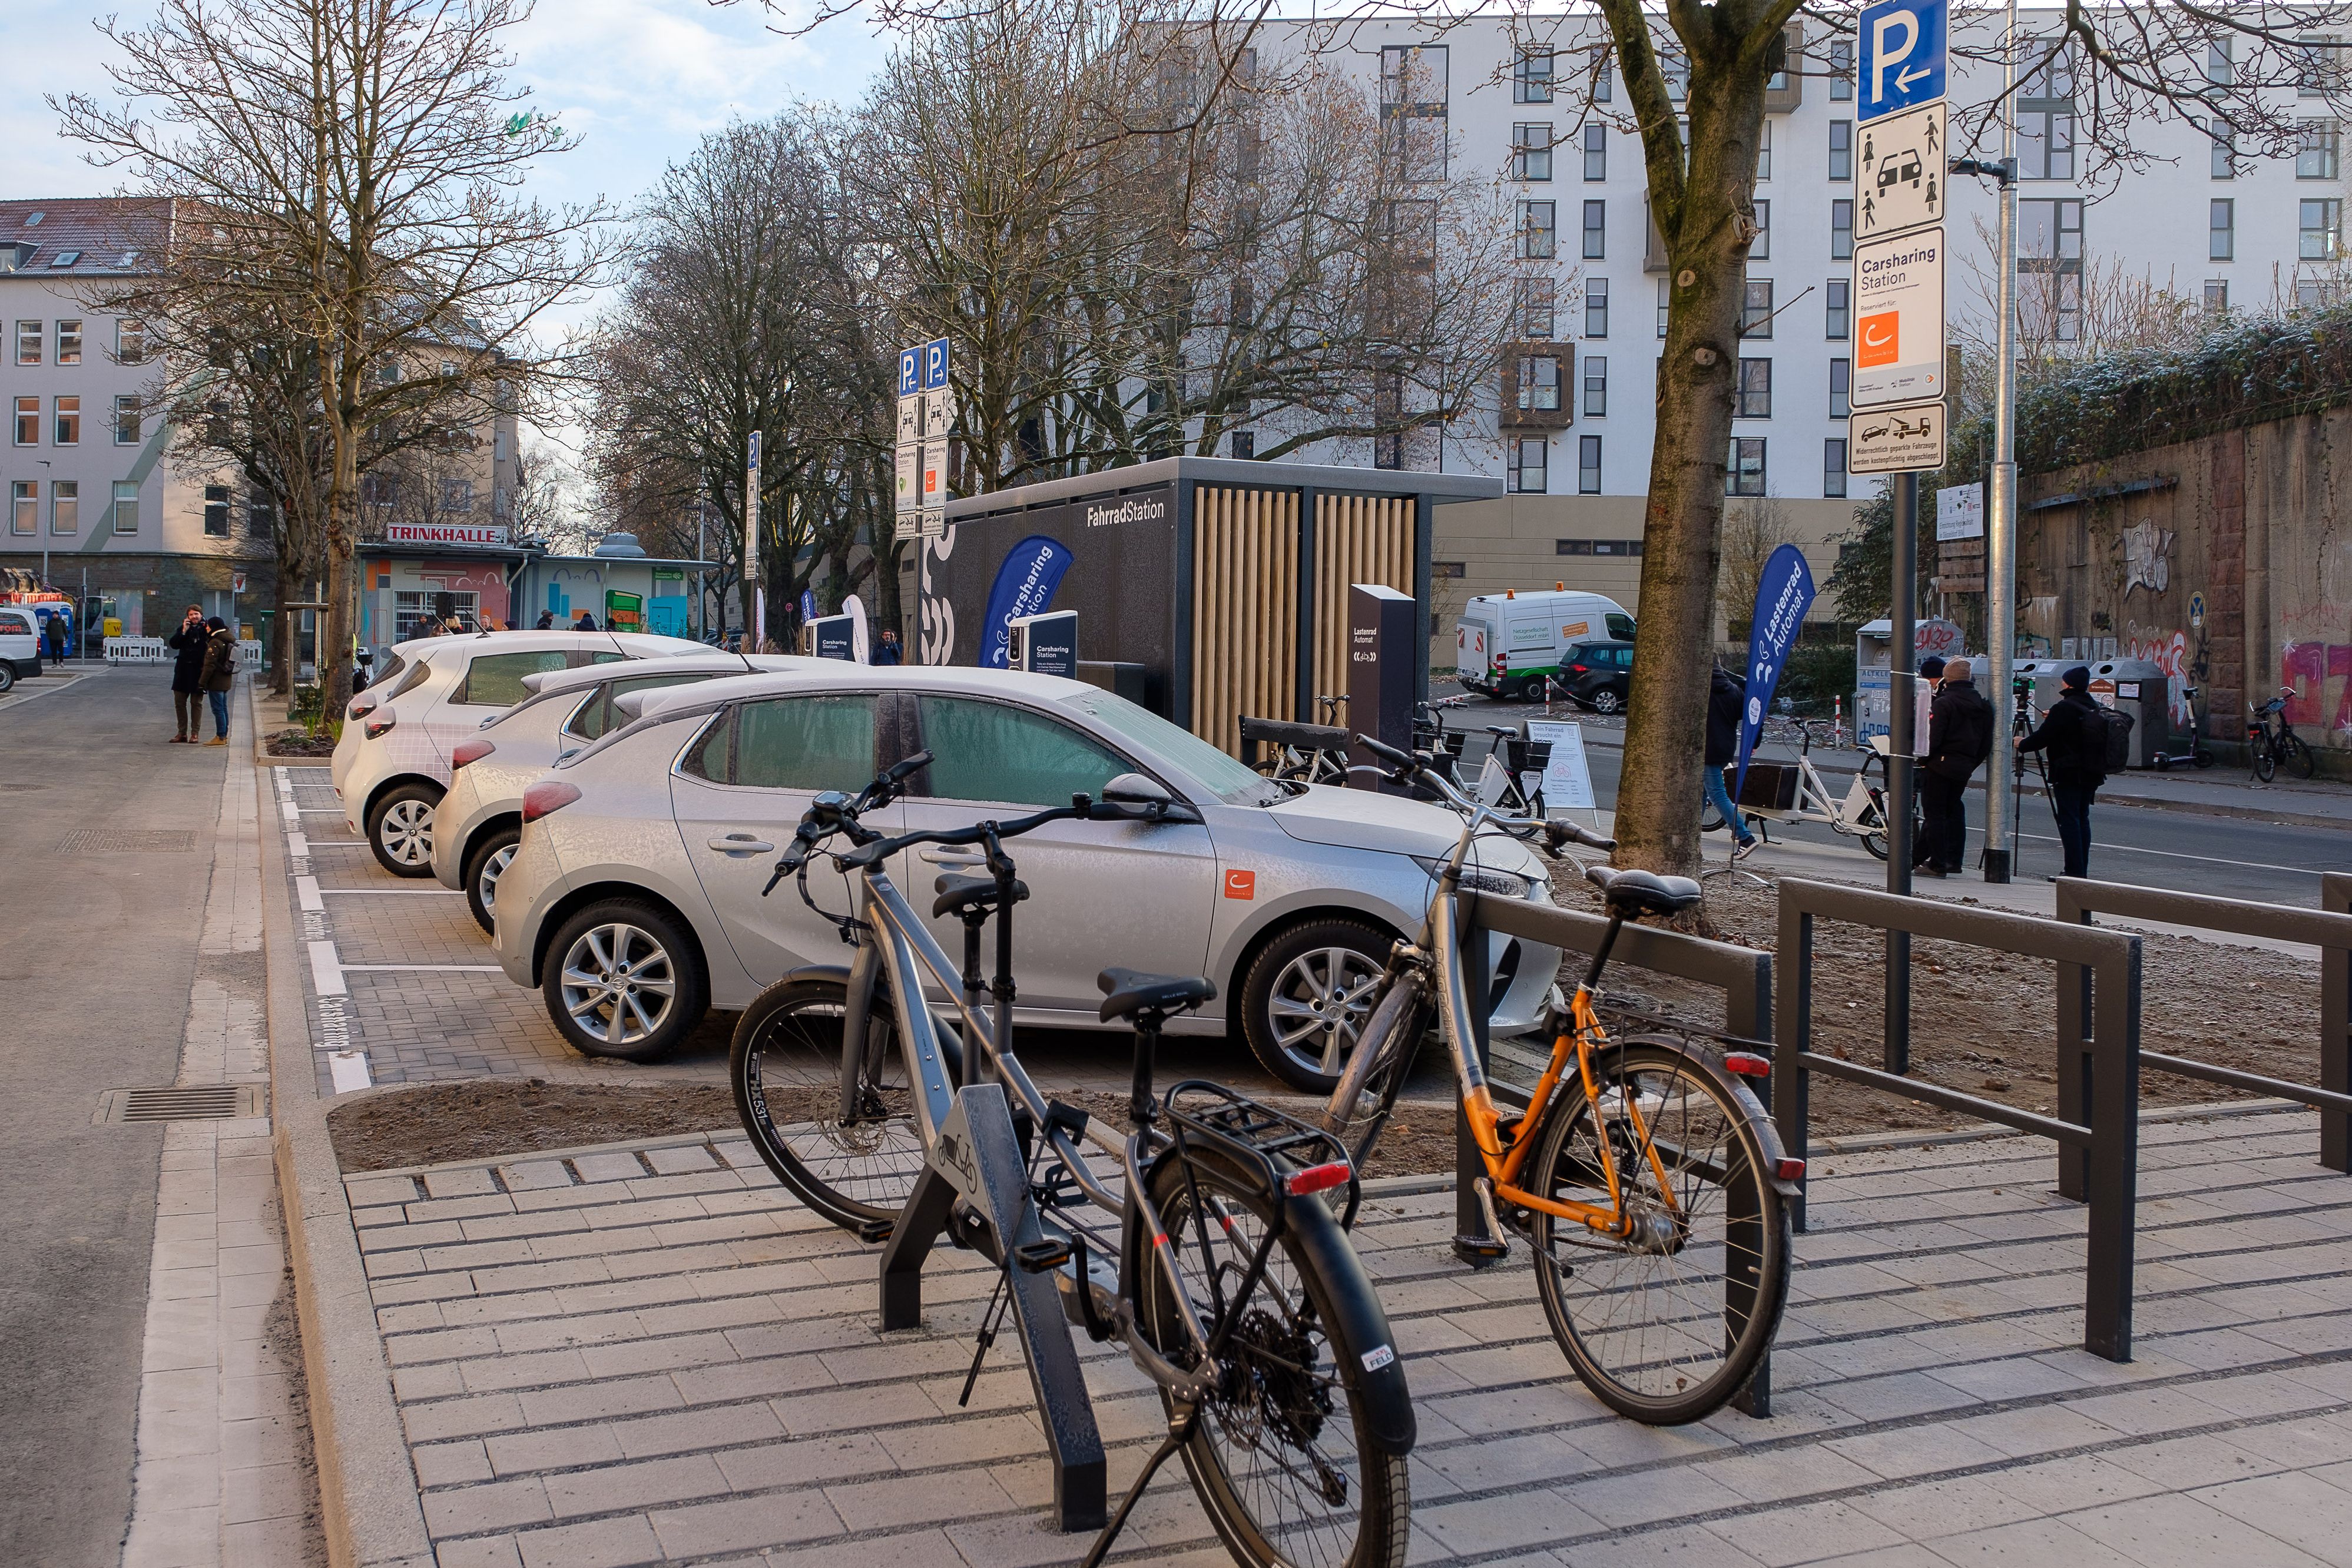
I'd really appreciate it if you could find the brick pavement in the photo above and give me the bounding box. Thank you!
[343,1107,2352,1567]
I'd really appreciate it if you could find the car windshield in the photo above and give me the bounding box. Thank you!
[1064,690,1280,806]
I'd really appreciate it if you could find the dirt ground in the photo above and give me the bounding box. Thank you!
[264,727,337,758]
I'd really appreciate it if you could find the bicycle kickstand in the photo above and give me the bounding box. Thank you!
[955,1267,1012,1408]
[1077,1405,1197,1568]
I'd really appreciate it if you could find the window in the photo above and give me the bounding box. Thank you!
[117,319,145,363]
[1583,353,1608,416]
[1831,199,1854,260]
[1513,51,1553,103]
[114,395,141,446]
[912,695,1130,807]
[249,495,275,536]
[1578,435,1602,494]
[1557,539,1642,558]
[2297,277,2334,310]
[1516,277,1556,337]
[1228,429,1254,459]
[1656,277,1671,338]
[1829,120,1852,181]
[450,649,567,708]
[1595,59,1613,102]
[2298,35,2340,97]
[2211,199,2235,261]
[1581,200,1606,259]
[2300,120,2341,179]
[1509,436,1548,493]
[1583,123,1606,181]
[203,485,231,537]
[2206,278,2230,312]
[9,480,32,534]
[2206,119,2234,179]
[112,480,138,535]
[441,479,473,513]
[567,673,718,742]
[1827,278,1851,339]
[2018,49,2076,180]
[1741,279,1774,337]
[1519,200,1556,259]
[1512,124,1552,181]
[55,320,81,364]
[1432,560,1465,579]
[1726,438,1765,496]
[1750,200,1770,261]
[2021,197,2084,339]
[1372,371,1403,470]
[13,396,35,445]
[53,396,79,446]
[2302,198,2344,260]
[727,694,878,790]
[391,590,479,642]
[51,480,78,535]
[1829,38,1854,100]
[1584,277,1608,338]
[1663,51,1689,101]
[15,320,39,364]
[1756,118,1771,182]
[1380,45,1449,182]
[1737,357,1772,418]
[1824,439,1849,499]
[1516,353,1563,411]
[2207,37,2234,88]
[1830,358,1851,418]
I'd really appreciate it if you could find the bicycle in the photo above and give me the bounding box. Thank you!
[1700,725,1913,862]
[727,754,1413,1568]
[1237,714,1351,785]
[2249,688,2315,782]
[1320,734,1800,1425]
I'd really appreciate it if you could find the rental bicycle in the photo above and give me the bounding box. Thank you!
[727,754,1413,1567]
[2250,688,2315,781]
[1321,734,1799,1424]
[1701,725,1912,862]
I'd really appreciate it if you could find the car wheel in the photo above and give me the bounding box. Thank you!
[366,782,441,878]
[0,664,15,694]
[462,824,521,936]
[1240,917,1394,1094]
[541,900,707,1063]
[1588,687,1625,715]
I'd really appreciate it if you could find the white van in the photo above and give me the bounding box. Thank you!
[0,606,42,691]
[1455,589,1636,700]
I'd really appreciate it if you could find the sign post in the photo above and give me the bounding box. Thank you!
[746,430,763,651]
[895,339,954,544]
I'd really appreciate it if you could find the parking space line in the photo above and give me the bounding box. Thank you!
[308,939,347,997]
[296,876,323,913]
[327,1050,373,1093]
[316,888,462,896]
[287,831,306,856]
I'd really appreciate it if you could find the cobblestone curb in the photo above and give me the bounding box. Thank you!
[256,688,436,1568]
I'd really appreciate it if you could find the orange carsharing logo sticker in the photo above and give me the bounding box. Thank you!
[1224,870,1257,900]
[1857,311,1900,369]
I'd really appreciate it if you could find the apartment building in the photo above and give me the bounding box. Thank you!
[1255,14,2339,624]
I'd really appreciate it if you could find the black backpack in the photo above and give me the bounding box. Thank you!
[2080,704,2133,776]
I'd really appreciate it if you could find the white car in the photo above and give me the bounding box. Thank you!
[489,663,1561,1090]
[332,629,705,876]
[0,605,43,690]
[429,652,815,931]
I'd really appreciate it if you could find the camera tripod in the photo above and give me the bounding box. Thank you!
[2003,685,2061,871]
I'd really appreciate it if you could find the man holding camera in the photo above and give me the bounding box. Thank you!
[1920,658,1994,876]
[2018,665,2106,879]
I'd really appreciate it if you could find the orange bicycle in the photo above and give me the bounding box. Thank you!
[1326,734,1800,1424]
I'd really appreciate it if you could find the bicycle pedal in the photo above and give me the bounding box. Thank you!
[1452,1231,1510,1261]
[1012,1238,1072,1274]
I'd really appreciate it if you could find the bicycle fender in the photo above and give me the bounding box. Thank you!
[1283,1191,1416,1455]
[776,964,853,988]
[1619,1033,1805,1198]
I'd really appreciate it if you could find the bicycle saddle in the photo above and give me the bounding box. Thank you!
[1485,724,1518,739]
[1237,716,1348,750]
[933,871,1029,919]
[1585,865,1703,917]
[1096,967,1216,1023]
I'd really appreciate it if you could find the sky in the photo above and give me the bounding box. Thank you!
[6,0,893,496]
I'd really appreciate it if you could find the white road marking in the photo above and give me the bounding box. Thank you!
[307,939,346,997]
[296,876,323,913]
[2012,830,2338,877]
[336,963,503,973]
[327,1050,373,1093]
[317,887,462,896]
[287,831,307,856]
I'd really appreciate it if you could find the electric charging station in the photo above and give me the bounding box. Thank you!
[1007,611,1078,678]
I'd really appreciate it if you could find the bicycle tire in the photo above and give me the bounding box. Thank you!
[2283,734,2317,780]
[1523,1040,1791,1426]
[2252,730,2276,783]
[1320,973,1428,1165]
[728,979,924,1233]
[1139,1143,1412,1568]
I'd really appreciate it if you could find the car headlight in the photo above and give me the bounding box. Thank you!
[1410,856,1531,900]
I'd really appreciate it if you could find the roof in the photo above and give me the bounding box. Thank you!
[0,197,173,279]
[945,454,1504,522]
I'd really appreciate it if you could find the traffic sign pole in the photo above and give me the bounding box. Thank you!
[1983,0,2022,886]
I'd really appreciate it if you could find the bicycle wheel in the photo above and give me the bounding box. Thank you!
[2251,730,2276,783]
[2283,734,2318,780]
[728,979,925,1233]
[1140,1145,1411,1568]
[1320,973,1428,1168]
[1523,1040,1790,1426]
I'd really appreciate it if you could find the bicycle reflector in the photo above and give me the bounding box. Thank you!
[1286,1161,1352,1198]
[450,738,495,770]
[522,781,581,823]
[362,712,397,739]
[1722,1052,1771,1078]
[1774,1157,1807,1181]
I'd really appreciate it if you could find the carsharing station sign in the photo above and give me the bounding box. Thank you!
[1849,0,1949,474]
[1858,0,1946,122]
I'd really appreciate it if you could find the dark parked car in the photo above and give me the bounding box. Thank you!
[1555,638,1635,713]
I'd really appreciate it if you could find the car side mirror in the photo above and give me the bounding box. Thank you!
[1098,771,1203,825]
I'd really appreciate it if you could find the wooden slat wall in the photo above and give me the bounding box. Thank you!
[1189,486,1300,756]
[1311,494,1416,706]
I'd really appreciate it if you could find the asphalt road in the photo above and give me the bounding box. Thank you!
[0,668,226,1565]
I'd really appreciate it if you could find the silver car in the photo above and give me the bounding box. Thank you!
[492,664,1561,1090]
[429,653,816,931]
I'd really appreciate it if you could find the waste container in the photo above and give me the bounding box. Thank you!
[2086,658,2172,768]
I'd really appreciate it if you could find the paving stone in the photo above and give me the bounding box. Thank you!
[496,1161,575,1192]
[572,1152,650,1185]
[643,1144,718,1175]
[422,1167,501,1200]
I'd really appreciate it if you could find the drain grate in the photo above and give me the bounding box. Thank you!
[58,830,198,854]
[95,1085,266,1125]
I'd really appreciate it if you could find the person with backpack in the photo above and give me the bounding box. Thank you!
[2018,664,2108,879]
[1703,664,1760,861]
[1920,658,1995,876]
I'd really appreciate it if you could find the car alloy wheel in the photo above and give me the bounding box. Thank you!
[463,826,520,935]
[556,921,678,1052]
[478,843,516,910]
[1588,688,1624,715]
[366,782,442,877]
[1264,942,1385,1083]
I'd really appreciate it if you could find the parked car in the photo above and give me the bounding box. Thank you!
[1455,588,1635,700]
[332,629,706,876]
[0,606,42,690]
[430,652,815,931]
[491,664,1563,1088]
[1553,638,1637,714]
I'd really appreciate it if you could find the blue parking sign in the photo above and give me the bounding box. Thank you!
[897,348,920,398]
[922,337,949,391]
[1857,0,1946,122]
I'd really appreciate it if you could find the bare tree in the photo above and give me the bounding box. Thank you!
[1717,492,1797,641]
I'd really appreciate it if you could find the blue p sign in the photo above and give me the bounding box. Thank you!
[897,348,920,397]
[922,338,949,391]
[1858,0,1946,121]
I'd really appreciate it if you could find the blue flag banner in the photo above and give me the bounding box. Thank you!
[978,536,1074,669]
[1734,543,1818,803]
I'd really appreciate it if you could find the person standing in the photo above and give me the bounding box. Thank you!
[1704,664,1760,861]
[574,610,597,632]
[2018,665,2106,880]
[198,615,237,744]
[873,627,903,667]
[534,609,554,630]
[166,604,208,742]
[44,611,67,665]
[1920,658,1994,876]
[1910,656,1947,868]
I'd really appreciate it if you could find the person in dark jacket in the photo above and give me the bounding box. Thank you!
[1920,658,1995,876]
[1909,656,1947,867]
[2018,665,2106,879]
[198,616,237,744]
[1703,665,1760,859]
[873,628,903,666]
[535,610,554,630]
[44,612,67,664]
[166,604,209,741]
[574,611,597,632]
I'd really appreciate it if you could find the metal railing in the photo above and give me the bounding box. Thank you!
[2054,874,2352,1182]
[1772,878,2144,1363]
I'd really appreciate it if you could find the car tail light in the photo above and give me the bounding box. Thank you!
[1722,1052,1771,1078]
[363,713,396,739]
[450,738,495,770]
[1569,662,1589,675]
[1285,1161,1352,1198]
[1774,1157,1807,1182]
[522,781,581,823]
[348,694,378,720]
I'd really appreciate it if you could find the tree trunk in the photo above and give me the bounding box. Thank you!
[270,575,293,697]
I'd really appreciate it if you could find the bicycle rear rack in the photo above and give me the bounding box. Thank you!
[1163,1080,1361,1225]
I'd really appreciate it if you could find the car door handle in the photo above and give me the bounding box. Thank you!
[707,834,775,854]
[917,848,983,864]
